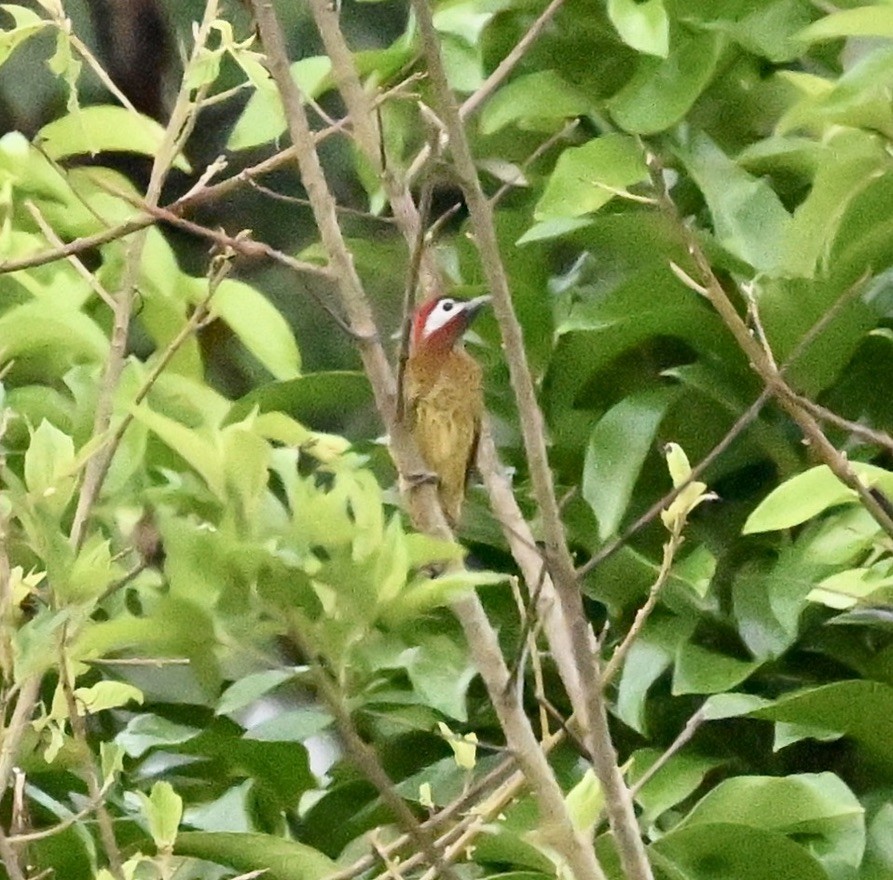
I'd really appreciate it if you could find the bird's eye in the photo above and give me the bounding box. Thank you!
[441,299,454,312]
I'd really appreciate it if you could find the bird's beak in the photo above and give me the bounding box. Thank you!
[461,295,491,321]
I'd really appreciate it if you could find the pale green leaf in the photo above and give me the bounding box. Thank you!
[74,681,144,714]
[480,70,590,135]
[212,278,300,380]
[608,30,724,134]
[607,0,669,57]
[141,782,183,850]
[36,106,191,172]
[216,668,302,716]
[565,769,604,833]
[743,463,893,534]
[175,832,336,880]
[535,133,648,220]
[228,56,332,150]
[131,404,224,497]
[798,5,893,43]
[0,4,46,66]
[24,419,75,504]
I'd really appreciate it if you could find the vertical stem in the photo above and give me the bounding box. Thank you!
[409,3,653,878]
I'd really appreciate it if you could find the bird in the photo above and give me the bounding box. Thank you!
[402,294,490,526]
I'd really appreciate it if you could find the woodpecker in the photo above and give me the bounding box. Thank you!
[402,295,490,525]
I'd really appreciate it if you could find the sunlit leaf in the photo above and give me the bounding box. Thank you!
[35,105,191,172]
[535,133,648,220]
[744,463,893,533]
[607,0,669,58]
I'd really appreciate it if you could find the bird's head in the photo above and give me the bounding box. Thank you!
[410,295,491,356]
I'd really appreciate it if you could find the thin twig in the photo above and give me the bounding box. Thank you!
[0,824,26,880]
[601,527,685,688]
[794,396,893,456]
[406,0,569,183]
[24,201,116,309]
[7,775,116,844]
[59,630,125,880]
[0,675,41,804]
[491,119,579,207]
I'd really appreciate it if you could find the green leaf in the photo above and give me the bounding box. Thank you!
[680,773,865,872]
[652,823,828,880]
[743,463,893,533]
[673,643,760,695]
[35,105,190,172]
[403,635,477,721]
[116,714,202,758]
[0,301,107,379]
[534,133,648,220]
[480,70,591,135]
[676,132,792,274]
[798,5,893,43]
[583,386,678,540]
[516,216,594,245]
[131,404,224,498]
[780,133,888,277]
[565,769,603,833]
[700,693,772,721]
[607,0,669,58]
[608,29,724,134]
[24,419,76,515]
[390,570,507,621]
[228,56,332,150]
[73,681,143,714]
[243,708,333,743]
[778,48,893,139]
[808,562,893,610]
[217,668,302,716]
[221,420,271,519]
[212,278,300,380]
[140,782,183,850]
[750,680,893,768]
[0,5,46,66]
[228,371,372,428]
[631,748,724,825]
[175,832,336,880]
[617,615,695,733]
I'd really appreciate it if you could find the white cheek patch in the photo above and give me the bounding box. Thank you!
[423,299,459,337]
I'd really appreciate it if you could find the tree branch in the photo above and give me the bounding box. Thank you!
[647,151,893,542]
[410,4,653,878]
[248,5,602,877]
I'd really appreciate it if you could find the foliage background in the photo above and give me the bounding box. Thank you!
[3,0,893,879]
